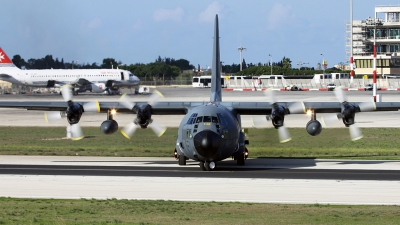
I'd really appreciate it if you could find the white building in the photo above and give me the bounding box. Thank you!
[347,5,400,77]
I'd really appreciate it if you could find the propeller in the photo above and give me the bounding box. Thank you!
[321,86,375,141]
[252,89,305,143]
[119,90,166,139]
[45,85,100,140]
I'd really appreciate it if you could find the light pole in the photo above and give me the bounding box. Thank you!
[320,54,325,74]
[297,61,309,70]
[269,54,272,75]
[72,60,78,69]
[237,47,247,71]
[366,17,383,102]
[350,0,354,84]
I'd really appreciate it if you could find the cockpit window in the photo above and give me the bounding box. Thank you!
[217,113,228,125]
[186,113,198,124]
[203,116,211,122]
[196,117,203,123]
[212,116,218,123]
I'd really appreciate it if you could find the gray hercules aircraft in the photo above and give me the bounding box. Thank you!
[1,15,400,171]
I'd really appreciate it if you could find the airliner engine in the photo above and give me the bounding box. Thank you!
[90,83,106,93]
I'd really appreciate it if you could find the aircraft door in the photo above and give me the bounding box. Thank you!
[120,72,125,81]
[182,124,191,150]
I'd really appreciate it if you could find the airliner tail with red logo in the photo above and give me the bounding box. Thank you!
[0,47,140,95]
[0,47,14,65]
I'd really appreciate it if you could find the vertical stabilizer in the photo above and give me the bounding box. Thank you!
[0,47,14,66]
[210,15,222,102]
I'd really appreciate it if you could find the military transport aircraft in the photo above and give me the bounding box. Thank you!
[0,15,400,171]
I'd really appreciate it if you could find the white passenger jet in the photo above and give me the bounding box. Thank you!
[0,47,140,95]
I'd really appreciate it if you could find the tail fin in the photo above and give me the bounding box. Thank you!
[210,15,222,102]
[0,48,14,66]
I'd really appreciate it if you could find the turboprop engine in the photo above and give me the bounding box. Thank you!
[91,83,106,93]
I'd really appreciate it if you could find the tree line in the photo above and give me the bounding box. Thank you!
[11,53,345,80]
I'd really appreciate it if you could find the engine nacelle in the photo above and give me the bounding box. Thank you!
[100,120,119,135]
[91,83,106,93]
[66,102,83,124]
[306,120,322,136]
[134,104,152,128]
[269,103,288,129]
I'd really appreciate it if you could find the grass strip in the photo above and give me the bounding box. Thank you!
[0,198,399,225]
[0,127,399,159]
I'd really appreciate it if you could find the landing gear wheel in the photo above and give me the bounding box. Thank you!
[200,161,206,171]
[237,153,245,166]
[204,161,216,171]
[178,154,186,166]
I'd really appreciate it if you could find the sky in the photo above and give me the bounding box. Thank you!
[1,0,400,70]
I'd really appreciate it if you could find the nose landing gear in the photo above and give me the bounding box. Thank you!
[200,161,216,171]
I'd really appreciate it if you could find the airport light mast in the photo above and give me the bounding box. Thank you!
[237,47,246,71]
[366,17,383,102]
[320,54,325,73]
[350,0,354,84]
[269,54,273,75]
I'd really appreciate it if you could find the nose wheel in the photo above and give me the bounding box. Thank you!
[200,161,216,171]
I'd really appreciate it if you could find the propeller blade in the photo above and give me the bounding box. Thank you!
[334,86,347,103]
[83,101,100,113]
[44,111,63,123]
[251,116,270,128]
[358,102,376,112]
[278,126,291,143]
[349,124,363,141]
[121,122,138,139]
[119,93,135,110]
[288,102,305,114]
[263,88,276,104]
[148,90,164,106]
[321,114,340,127]
[150,120,167,137]
[70,124,84,141]
[61,85,73,102]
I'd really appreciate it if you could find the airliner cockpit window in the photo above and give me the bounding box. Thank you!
[196,117,203,123]
[212,116,218,123]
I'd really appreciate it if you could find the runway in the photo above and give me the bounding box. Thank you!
[0,156,400,205]
[1,88,400,205]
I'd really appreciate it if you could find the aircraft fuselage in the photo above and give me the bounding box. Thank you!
[176,103,247,167]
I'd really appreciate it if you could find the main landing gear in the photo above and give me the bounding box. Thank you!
[236,148,249,166]
[174,148,187,166]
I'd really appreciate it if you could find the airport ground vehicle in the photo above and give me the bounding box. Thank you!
[327,83,336,91]
[365,84,373,91]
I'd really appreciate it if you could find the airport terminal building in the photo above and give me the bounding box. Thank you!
[347,5,400,77]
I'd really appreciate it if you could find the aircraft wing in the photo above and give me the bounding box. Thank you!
[69,78,91,86]
[0,101,400,114]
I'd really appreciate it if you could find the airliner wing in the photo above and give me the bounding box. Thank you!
[69,78,91,86]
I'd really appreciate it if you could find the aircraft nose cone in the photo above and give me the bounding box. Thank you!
[193,130,221,158]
